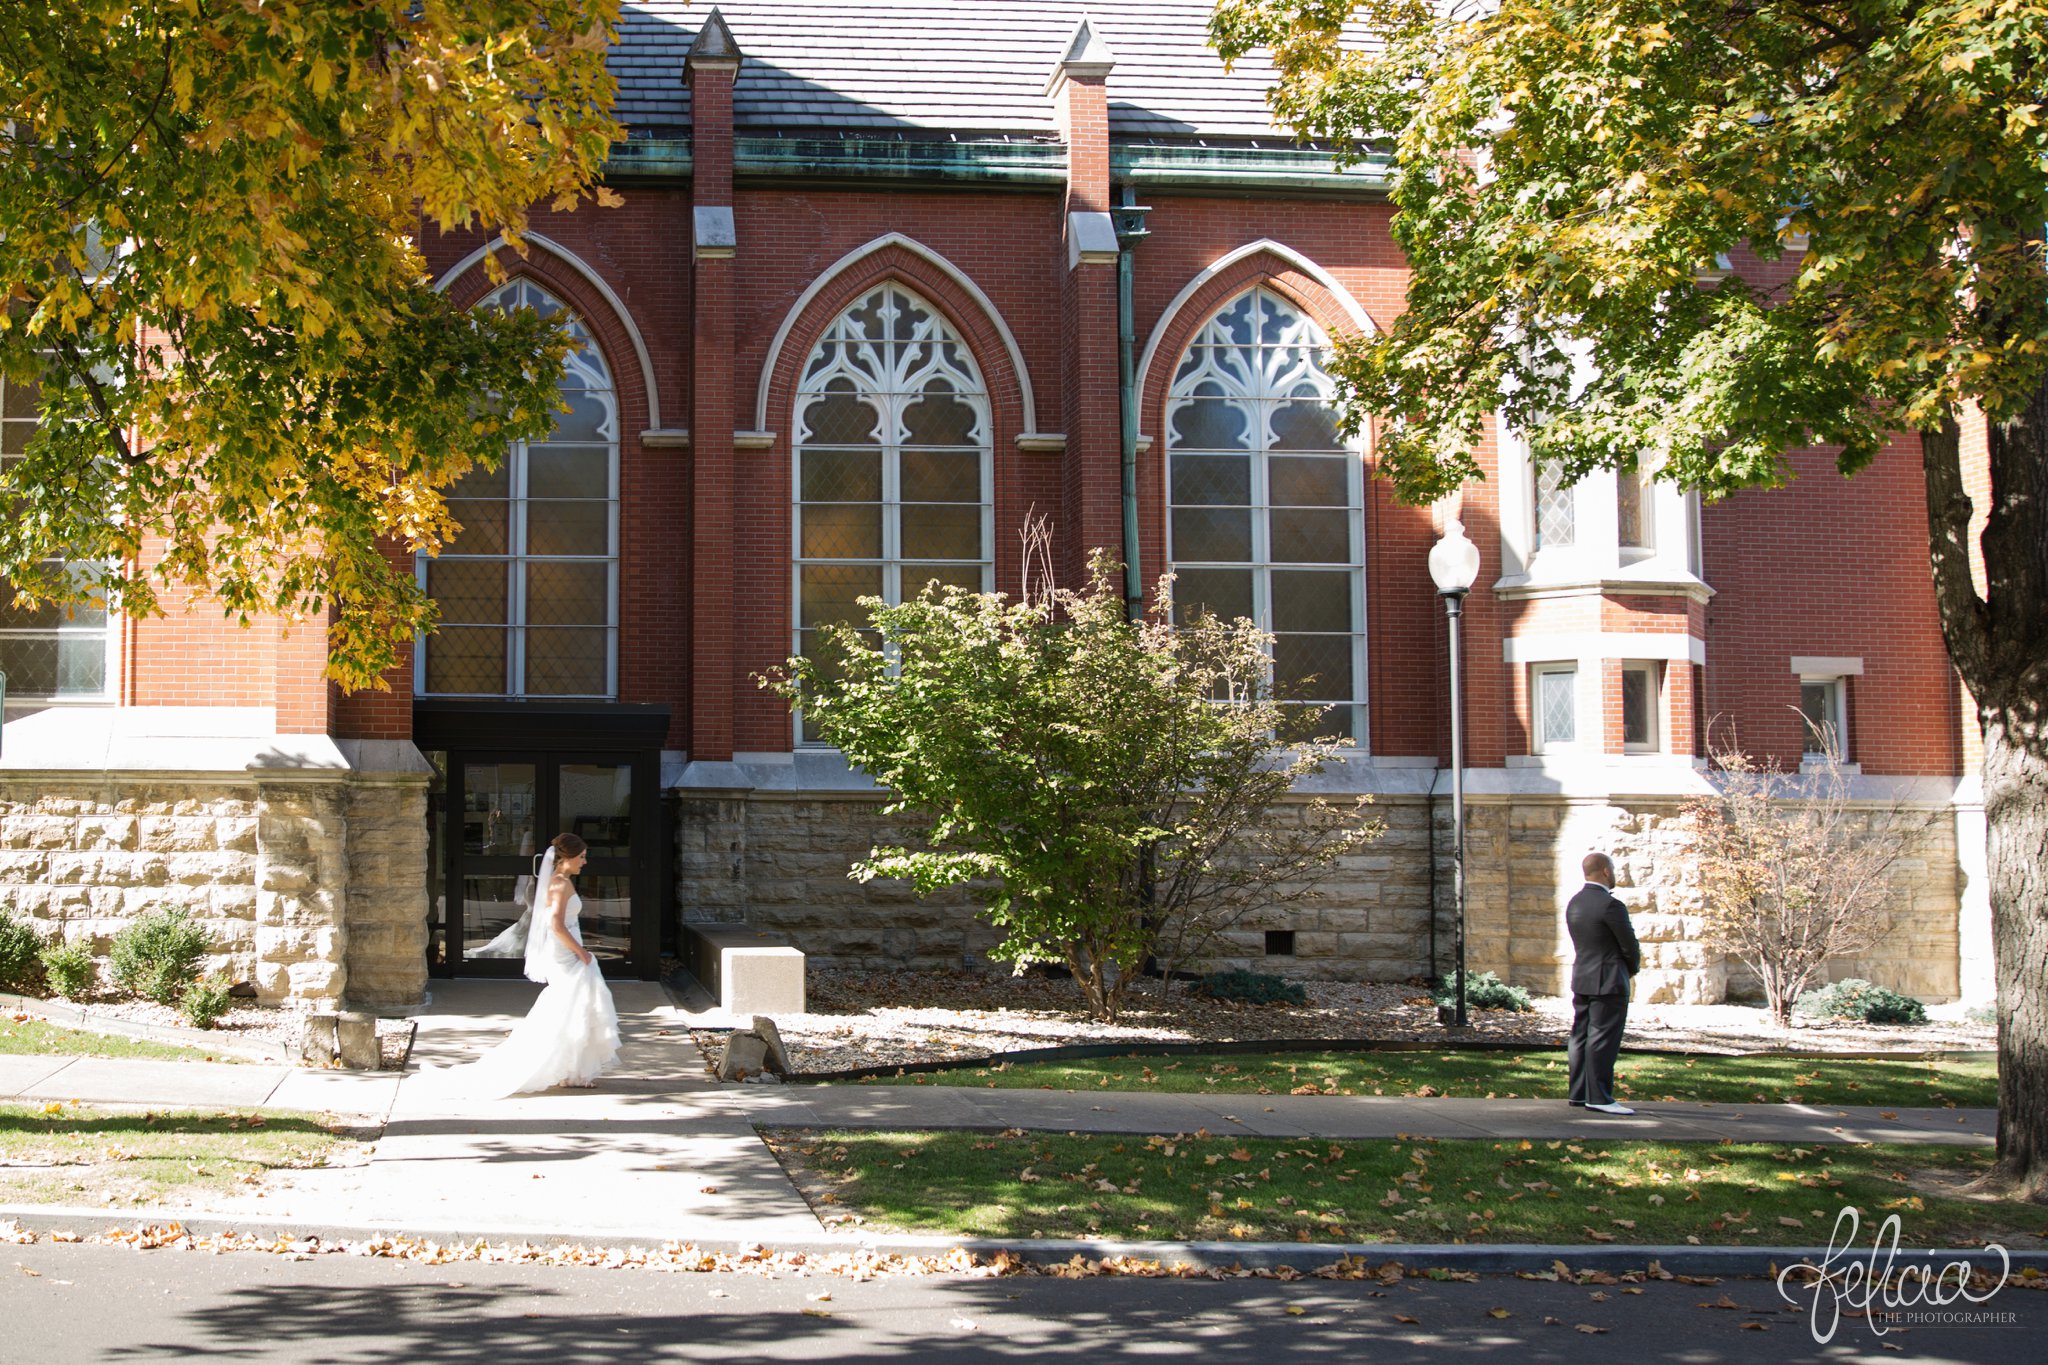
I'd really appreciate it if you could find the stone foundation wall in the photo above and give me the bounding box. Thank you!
[674,794,999,969]
[0,771,428,1010]
[675,788,1972,1002]
[673,792,1439,981]
[1458,797,1966,1005]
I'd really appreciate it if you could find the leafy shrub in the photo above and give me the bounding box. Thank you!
[1196,969,1308,1006]
[179,976,235,1030]
[1965,1003,1996,1026]
[0,907,41,992]
[39,941,97,999]
[108,909,211,1006]
[1793,977,1928,1026]
[1432,970,1534,1013]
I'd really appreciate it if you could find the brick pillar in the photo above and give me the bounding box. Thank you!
[274,607,334,735]
[1047,19,1121,586]
[687,10,741,761]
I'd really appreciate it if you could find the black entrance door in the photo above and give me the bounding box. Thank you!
[416,702,668,981]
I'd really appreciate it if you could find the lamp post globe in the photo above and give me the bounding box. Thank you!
[1430,518,1479,1028]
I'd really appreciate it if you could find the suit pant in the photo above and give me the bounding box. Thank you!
[1567,991,1629,1105]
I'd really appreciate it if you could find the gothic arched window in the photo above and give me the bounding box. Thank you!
[418,280,619,697]
[792,284,993,741]
[1166,287,1365,743]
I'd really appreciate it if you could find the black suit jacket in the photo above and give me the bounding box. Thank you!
[1566,883,1642,996]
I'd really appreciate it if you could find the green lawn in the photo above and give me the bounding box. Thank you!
[767,1128,2035,1248]
[864,1050,1997,1109]
[0,1014,234,1063]
[0,1103,355,1206]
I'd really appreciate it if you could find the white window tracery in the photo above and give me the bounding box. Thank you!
[417,281,619,698]
[1164,287,1365,743]
[792,284,993,743]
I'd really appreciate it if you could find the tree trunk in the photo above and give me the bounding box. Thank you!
[1980,711,2048,1198]
[1922,388,2048,1201]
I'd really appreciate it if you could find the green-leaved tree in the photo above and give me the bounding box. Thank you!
[1214,0,2048,1196]
[766,555,1382,1022]
[0,0,622,690]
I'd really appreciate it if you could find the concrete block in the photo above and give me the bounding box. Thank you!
[335,1012,380,1070]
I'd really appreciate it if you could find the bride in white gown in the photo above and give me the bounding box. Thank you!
[422,832,621,1097]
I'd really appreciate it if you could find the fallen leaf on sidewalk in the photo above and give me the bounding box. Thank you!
[801,1308,833,1319]
[1486,1308,1511,1319]
[1574,1323,1607,1334]
[950,1318,979,1332]
[1393,1314,1419,1324]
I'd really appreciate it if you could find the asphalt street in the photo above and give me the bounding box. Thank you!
[3,1241,2040,1364]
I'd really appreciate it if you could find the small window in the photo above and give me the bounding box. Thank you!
[1534,461,1576,549]
[1617,467,1653,551]
[1532,663,1578,751]
[1264,929,1296,957]
[1621,662,1661,752]
[1801,677,1847,761]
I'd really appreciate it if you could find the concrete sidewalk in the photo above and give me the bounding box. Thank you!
[0,990,1999,1251]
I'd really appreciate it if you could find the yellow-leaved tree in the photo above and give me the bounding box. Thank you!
[0,0,623,689]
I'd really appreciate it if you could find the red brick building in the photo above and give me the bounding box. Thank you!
[0,3,1989,1011]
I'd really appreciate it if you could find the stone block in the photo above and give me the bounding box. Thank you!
[76,816,137,851]
[717,1031,770,1082]
[284,959,344,1001]
[335,1012,380,1069]
[211,883,260,918]
[752,1016,793,1074]
[138,816,219,853]
[3,817,73,850]
[0,849,50,879]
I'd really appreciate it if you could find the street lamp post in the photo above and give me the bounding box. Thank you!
[1428,518,1481,1029]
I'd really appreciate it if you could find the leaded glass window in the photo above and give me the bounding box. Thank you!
[793,285,992,743]
[0,373,113,701]
[418,281,618,697]
[1165,288,1364,743]
[1534,459,1576,549]
[1617,466,1652,550]
[1533,664,1578,750]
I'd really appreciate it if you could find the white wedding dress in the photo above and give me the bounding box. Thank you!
[421,866,621,1098]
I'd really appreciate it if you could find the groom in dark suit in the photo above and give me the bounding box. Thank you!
[1566,851,1642,1115]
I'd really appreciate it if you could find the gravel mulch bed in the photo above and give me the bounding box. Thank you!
[692,967,1997,1076]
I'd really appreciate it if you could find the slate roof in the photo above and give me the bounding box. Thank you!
[612,2,1319,140]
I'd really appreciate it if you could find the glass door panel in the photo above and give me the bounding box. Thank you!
[559,762,632,967]
[434,749,656,979]
[572,871,633,961]
[461,873,534,961]
[463,762,537,858]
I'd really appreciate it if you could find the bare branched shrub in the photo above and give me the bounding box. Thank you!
[1684,726,1930,1024]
